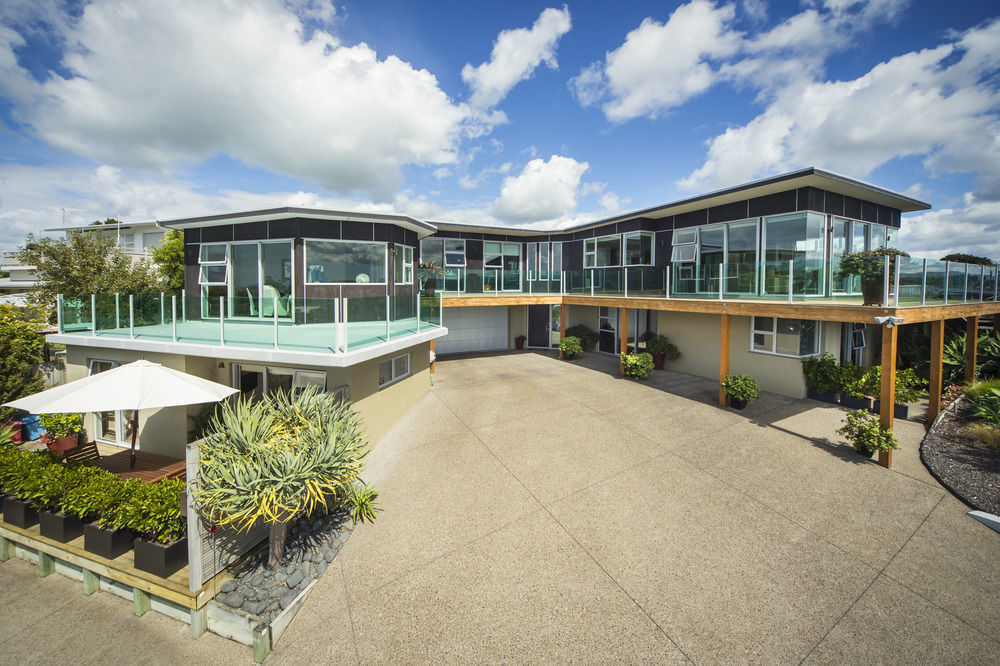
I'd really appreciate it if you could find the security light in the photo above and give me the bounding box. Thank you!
[874,316,904,328]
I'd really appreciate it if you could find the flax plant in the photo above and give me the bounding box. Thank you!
[194,387,371,569]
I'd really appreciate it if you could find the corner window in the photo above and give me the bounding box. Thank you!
[198,243,228,285]
[671,228,697,262]
[584,238,596,268]
[624,231,653,265]
[751,317,820,357]
[304,239,386,284]
[394,245,414,284]
[378,353,410,388]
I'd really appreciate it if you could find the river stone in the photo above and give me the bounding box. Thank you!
[279,589,299,610]
[250,572,266,587]
[274,571,288,583]
[217,591,244,608]
[220,580,237,594]
[237,584,254,599]
[323,547,335,562]
[285,569,304,589]
[243,599,267,616]
[316,560,328,576]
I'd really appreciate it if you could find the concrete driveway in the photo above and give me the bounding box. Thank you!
[272,351,1000,664]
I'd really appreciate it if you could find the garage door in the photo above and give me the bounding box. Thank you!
[436,306,508,354]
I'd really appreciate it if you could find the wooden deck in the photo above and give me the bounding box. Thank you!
[93,447,187,483]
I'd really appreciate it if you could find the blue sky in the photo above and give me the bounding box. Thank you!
[0,0,998,258]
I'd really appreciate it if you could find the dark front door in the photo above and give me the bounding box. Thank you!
[527,305,550,347]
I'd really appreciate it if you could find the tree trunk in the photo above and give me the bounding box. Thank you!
[268,519,290,570]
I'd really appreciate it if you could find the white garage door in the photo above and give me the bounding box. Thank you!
[437,306,508,354]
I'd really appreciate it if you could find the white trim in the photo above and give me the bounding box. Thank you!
[394,244,414,285]
[303,238,388,285]
[749,316,822,358]
[378,353,410,388]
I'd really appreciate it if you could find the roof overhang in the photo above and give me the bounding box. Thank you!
[157,207,438,238]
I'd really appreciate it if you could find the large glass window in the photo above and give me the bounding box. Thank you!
[444,239,466,267]
[595,235,621,267]
[727,220,757,293]
[624,232,653,265]
[419,238,444,268]
[305,240,386,284]
[763,212,825,296]
[697,225,725,287]
[394,245,414,284]
[671,228,697,262]
[751,317,820,357]
[584,239,596,268]
[831,218,850,293]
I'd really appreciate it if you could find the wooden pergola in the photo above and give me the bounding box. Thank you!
[443,294,1000,469]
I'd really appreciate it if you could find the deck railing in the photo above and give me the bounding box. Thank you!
[420,258,999,306]
[56,292,444,354]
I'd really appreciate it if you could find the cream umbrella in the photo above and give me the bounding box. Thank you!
[4,360,238,467]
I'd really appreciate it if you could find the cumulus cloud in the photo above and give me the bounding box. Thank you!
[490,155,589,224]
[461,7,571,110]
[679,19,1000,195]
[3,0,490,201]
[570,0,741,122]
[900,193,1000,261]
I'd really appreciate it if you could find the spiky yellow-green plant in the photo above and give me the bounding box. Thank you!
[194,387,370,569]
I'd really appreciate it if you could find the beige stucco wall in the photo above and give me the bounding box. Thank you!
[508,306,526,348]
[64,340,432,458]
[656,312,843,399]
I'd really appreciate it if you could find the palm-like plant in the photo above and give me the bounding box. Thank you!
[193,387,372,569]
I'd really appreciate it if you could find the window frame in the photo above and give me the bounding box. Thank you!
[584,238,596,268]
[378,353,411,389]
[671,228,698,263]
[750,316,822,358]
[198,243,229,286]
[444,239,466,267]
[303,238,388,285]
[394,244,414,285]
[623,231,654,266]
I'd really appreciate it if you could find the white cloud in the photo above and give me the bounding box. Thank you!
[490,155,589,223]
[570,1,741,122]
[461,7,571,109]
[679,19,1000,196]
[4,0,488,201]
[900,193,1000,261]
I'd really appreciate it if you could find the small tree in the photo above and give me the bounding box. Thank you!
[19,230,162,312]
[0,305,46,423]
[939,253,996,266]
[194,388,376,569]
[150,229,185,291]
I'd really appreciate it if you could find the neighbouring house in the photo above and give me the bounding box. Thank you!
[0,250,41,307]
[44,167,1000,462]
[44,219,169,260]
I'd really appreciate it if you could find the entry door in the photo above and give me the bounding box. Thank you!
[599,307,618,354]
[527,305,550,347]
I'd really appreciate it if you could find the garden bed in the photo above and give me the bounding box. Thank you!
[922,400,1000,515]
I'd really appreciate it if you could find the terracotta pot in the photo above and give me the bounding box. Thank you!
[652,353,665,370]
[515,338,526,350]
[45,435,78,455]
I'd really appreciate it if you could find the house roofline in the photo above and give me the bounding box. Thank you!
[156,207,438,237]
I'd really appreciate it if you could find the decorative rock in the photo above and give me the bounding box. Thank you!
[283,564,297,575]
[279,589,299,610]
[316,560,328,576]
[250,572,266,587]
[256,588,270,601]
[218,591,244,608]
[243,599,267,616]
[274,571,288,583]
[323,547,335,562]
[237,584,255,599]
[285,569,304,589]
[220,580,238,594]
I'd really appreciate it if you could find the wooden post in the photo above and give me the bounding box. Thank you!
[133,588,151,616]
[559,305,567,359]
[429,339,435,375]
[966,316,979,383]
[927,320,945,422]
[719,314,731,407]
[190,607,208,638]
[0,535,10,561]
[38,552,55,577]
[879,323,898,468]
[82,569,100,596]
[619,308,629,375]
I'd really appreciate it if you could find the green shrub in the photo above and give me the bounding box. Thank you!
[622,352,654,379]
[721,374,760,403]
[801,353,842,394]
[969,423,1000,447]
[346,483,382,525]
[837,409,900,454]
[559,336,583,357]
[59,467,124,521]
[21,460,71,511]
[565,324,598,351]
[837,248,910,282]
[943,332,1000,383]
[0,449,57,500]
[121,478,187,544]
[39,413,82,439]
[646,334,680,360]
[99,479,143,532]
[847,366,926,403]
[964,379,1000,428]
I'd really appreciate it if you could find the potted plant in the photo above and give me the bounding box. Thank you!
[837,409,900,456]
[646,334,680,370]
[83,475,138,560]
[558,336,583,359]
[565,324,599,352]
[126,478,188,577]
[622,352,655,379]
[33,464,103,543]
[1,449,54,528]
[721,374,760,410]
[836,363,868,409]
[39,413,82,455]
[837,248,910,305]
[847,366,926,419]
[515,335,526,350]
[801,353,841,403]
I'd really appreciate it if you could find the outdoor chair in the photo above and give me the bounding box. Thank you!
[63,441,102,464]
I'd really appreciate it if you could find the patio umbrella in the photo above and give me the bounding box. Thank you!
[3,360,238,467]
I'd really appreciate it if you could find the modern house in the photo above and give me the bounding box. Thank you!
[0,251,41,307]
[45,168,1000,468]
[44,220,168,259]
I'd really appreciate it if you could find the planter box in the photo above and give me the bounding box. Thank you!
[3,496,39,528]
[839,395,871,410]
[133,537,188,578]
[84,523,134,560]
[806,388,839,404]
[729,397,748,410]
[39,510,85,543]
[871,401,909,420]
[651,353,666,370]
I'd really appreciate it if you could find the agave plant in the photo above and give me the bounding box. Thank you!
[194,387,373,569]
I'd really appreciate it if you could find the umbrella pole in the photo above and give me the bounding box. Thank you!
[129,409,140,468]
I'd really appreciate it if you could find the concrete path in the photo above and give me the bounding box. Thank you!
[3,351,998,663]
[270,351,1000,664]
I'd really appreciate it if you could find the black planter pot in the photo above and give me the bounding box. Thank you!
[871,401,909,420]
[133,537,188,578]
[84,523,134,560]
[806,388,839,404]
[3,496,39,528]
[729,397,748,410]
[839,395,871,410]
[39,510,85,543]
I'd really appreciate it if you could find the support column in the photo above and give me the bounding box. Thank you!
[966,316,979,383]
[82,569,100,596]
[0,535,10,561]
[719,314,731,407]
[619,308,629,375]
[429,339,435,375]
[927,320,945,423]
[558,305,568,359]
[38,552,55,577]
[879,323,898,469]
[190,607,208,638]
[133,588,151,616]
